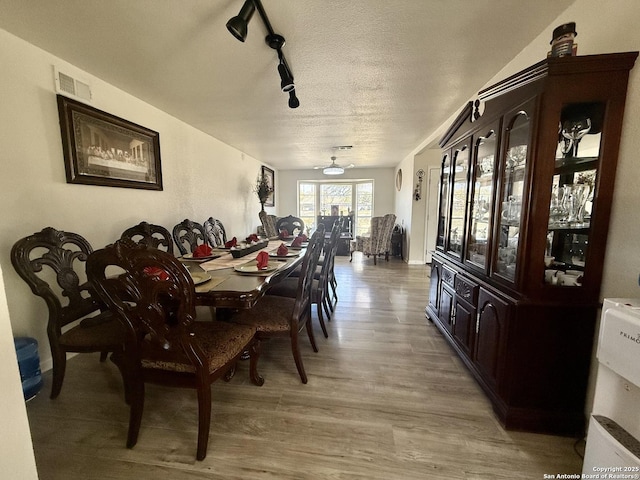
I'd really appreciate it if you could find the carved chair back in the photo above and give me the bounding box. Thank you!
[120,221,174,254]
[203,217,228,248]
[86,240,197,361]
[276,215,305,237]
[172,219,208,255]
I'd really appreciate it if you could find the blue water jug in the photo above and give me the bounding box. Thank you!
[14,337,43,401]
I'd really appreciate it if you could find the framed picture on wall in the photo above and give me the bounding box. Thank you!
[56,94,163,190]
[261,165,275,207]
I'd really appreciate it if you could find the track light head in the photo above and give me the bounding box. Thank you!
[226,0,255,42]
[278,63,295,92]
[288,90,300,109]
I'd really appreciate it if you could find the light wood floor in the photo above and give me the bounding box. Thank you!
[26,255,584,479]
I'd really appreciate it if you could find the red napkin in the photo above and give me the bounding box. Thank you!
[277,243,289,256]
[193,244,213,258]
[225,237,237,248]
[246,233,259,243]
[279,229,289,240]
[256,251,269,270]
[142,266,170,281]
[299,234,308,242]
[291,236,303,247]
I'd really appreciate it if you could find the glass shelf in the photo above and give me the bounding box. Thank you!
[543,102,603,288]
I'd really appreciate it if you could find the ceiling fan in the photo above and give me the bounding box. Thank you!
[314,156,355,175]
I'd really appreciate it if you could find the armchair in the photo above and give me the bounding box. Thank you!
[350,214,396,265]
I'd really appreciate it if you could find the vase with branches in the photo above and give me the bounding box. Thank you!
[254,174,273,211]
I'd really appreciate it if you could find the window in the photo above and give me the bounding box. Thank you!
[298,183,316,233]
[298,180,373,236]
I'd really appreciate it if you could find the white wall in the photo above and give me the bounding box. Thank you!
[0,266,39,479]
[408,149,442,264]
[0,28,270,370]
[394,157,414,261]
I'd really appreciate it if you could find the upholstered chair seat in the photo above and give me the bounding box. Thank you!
[140,321,256,374]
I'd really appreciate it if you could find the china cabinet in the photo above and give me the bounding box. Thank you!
[426,52,637,434]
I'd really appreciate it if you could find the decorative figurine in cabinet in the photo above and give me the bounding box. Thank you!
[426,52,638,435]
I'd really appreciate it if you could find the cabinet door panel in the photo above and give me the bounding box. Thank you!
[454,276,479,355]
[453,300,474,356]
[544,102,605,289]
[436,153,450,251]
[466,125,499,271]
[439,285,454,332]
[428,260,441,312]
[474,288,510,388]
[493,105,533,283]
[447,140,471,258]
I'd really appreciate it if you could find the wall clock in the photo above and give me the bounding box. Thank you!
[396,169,403,191]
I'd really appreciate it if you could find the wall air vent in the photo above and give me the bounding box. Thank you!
[53,67,92,102]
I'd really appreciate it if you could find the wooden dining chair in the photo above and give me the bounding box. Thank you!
[120,221,174,254]
[10,227,127,399]
[203,217,228,248]
[327,216,348,307]
[172,218,208,255]
[258,211,278,238]
[86,240,263,461]
[276,215,305,237]
[268,220,341,339]
[229,223,325,384]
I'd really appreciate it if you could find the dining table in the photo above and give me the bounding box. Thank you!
[180,240,305,310]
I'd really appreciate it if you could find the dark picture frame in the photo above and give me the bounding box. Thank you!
[261,165,275,207]
[56,94,162,190]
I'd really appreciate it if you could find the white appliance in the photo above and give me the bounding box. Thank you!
[583,298,640,475]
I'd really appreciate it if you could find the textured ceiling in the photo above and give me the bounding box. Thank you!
[0,0,575,170]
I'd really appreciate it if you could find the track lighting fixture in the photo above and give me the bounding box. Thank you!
[226,0,299,108]
[226,0,255,42]
[288,90,300,109]
[278,60,294,92]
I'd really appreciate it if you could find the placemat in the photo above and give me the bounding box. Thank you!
[194,276,227,292]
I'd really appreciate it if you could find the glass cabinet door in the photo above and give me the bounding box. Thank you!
[544,102,603,287]
[494,111,530,281]
[436,153,450,251]
[466,127,498,270]
[447,141,470,258]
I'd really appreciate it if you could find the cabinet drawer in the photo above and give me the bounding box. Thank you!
[455,276,478,304]
[441,265,456,288]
